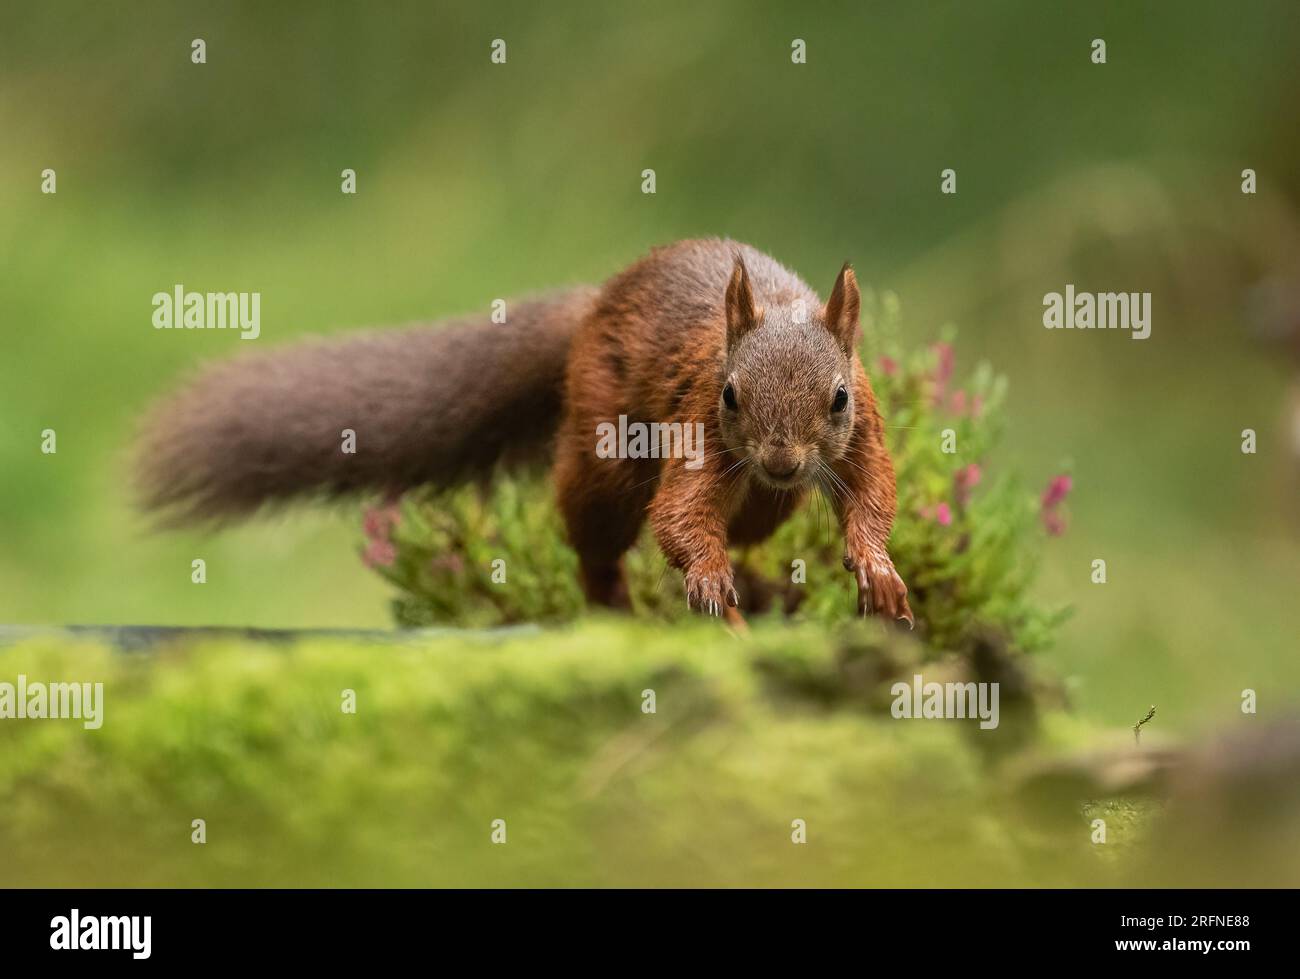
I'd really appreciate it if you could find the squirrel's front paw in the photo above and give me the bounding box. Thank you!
[843,549,913,628]
[684,565,739,618]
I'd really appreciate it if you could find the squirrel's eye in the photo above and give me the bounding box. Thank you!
[722,383,738,411]
[831,385,849,413]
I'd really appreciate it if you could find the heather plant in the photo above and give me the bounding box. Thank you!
[365,293,1070,654]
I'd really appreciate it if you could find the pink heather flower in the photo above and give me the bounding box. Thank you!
[934,502,953,526]
[971,394,984,417]
[362,538,397,569]
[949,390,967,415]
[363,503,401,540]
[429,553,465,576]
[932,342,954,385]
[930,342,955,405]
[1040,473,1072,536]
[1041,474,1073,510]
[953,463,982,507]
[877,355,898,377]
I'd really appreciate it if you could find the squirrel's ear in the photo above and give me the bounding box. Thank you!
[725,256,761,348]
[823,263,861,355]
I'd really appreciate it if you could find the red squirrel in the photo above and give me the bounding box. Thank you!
[136,238,912,626]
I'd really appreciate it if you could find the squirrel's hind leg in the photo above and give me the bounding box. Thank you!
[578,556,633,609]
[553,444,655,611]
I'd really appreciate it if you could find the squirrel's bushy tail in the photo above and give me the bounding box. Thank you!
[134,287,598,523]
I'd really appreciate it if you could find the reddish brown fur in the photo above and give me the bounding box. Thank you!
[135,238,910,622]
[135,290,598,523]
[553,239,910,623]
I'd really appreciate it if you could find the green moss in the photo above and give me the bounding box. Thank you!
[1,621,1163,887]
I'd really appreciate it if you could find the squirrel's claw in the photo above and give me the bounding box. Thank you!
[846,550,912,628]
[700,597,725,618]
[684,569,736,620]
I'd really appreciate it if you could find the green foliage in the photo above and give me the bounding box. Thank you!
[375,479,585,628]
[369,297,1070,654]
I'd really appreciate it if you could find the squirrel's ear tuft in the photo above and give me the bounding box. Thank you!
[725,255,761,349]
[823,262,861,355]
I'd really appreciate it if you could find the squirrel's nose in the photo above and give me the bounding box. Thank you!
[764,462,800,480]
[761,449,802,481]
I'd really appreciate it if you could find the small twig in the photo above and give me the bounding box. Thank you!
[1133,705,1156,744]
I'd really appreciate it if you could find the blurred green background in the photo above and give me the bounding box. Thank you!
[4,0,1297,726]
[1,0,1299,886]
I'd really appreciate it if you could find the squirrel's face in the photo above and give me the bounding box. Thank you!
[719,326,855,489]
[717,257,863,491]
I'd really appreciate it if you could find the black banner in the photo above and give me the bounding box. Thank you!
[0,888,1281,965]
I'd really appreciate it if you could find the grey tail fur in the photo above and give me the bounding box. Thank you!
[134,287,599,524]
